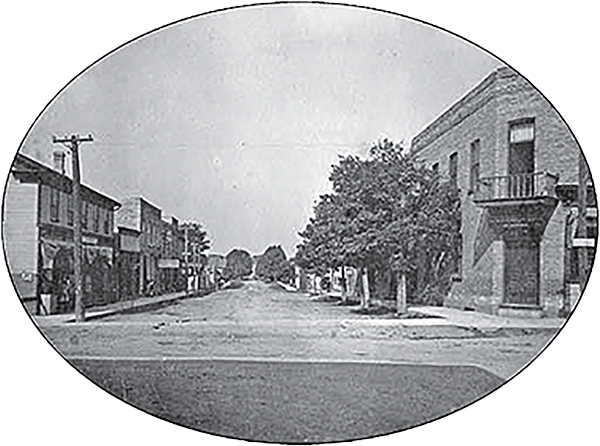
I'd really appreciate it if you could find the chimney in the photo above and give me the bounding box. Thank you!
[53,151,66,175]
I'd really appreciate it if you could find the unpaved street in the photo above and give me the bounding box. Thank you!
[42,281,557,379]
[36,281,559,442]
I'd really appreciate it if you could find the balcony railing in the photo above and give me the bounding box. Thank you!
[473,172,558,203]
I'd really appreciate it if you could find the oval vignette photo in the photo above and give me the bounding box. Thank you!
[1,2,597,445]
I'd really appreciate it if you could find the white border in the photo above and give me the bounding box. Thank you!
[0,0,600,446]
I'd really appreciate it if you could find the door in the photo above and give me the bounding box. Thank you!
[508,121,535,197]
[504,240,539,306]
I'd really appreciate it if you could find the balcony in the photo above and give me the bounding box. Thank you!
[473,172,558,205]
[472,172,559,243]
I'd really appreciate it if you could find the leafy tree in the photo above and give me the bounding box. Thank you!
[179,221,211,290]
[296,195,345,271]
[222,249,253,281]
[180,221,211,254]
[255,245,295,284]
[297,138,461,311]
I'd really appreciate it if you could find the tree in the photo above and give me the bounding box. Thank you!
[255,245,295,284]
[180,221,211,291]
[297,138,461,312]
[222,249,253,281]
[180,222,210,255]
[296,193,353,295]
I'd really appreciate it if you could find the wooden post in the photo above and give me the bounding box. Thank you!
[341,266,347,303]
[396,272,407,315]
[53,134,93,322]
[361,267,370,309]
[577,151,589,292]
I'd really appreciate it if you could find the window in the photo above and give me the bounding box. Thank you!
[103,209,110,234]
[509,120,535,144]
[432,162,439,174]
[67,195,73,226]
[50,188,60,222]
[93,204,100,233]
[470,140,481,192]
[449,152,458,191]
[81,202,88,230]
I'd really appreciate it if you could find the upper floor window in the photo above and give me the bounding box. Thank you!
[103,209,110,234]
[509,120,535,143]
[50,188,60,223]
[93,204,100,233]
[67,195,73,226]
[81,202,88,230]
[449,152,458,191]
[470,139,481,192]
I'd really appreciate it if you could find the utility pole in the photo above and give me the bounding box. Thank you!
[53,134,93,322]
[184,225,190,296]
[577,150,589,295]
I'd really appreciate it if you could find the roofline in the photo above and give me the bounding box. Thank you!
[12,153,121,209]
[410,66,515,154]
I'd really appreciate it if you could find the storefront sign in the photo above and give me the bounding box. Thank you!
[82,235,98,245]
[158,258,180,268]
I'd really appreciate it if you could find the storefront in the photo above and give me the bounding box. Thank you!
[39,238,115,314]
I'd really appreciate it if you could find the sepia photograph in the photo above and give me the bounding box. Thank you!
[1,1,598,445]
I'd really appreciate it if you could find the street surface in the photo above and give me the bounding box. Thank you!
[44,281,557,379]
[37,281,559,442]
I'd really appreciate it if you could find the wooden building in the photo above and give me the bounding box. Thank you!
[4,153,120,314]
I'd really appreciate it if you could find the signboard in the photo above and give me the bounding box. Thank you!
[158,258,180,268]
[82,235,98,245]
[572,238,595,248]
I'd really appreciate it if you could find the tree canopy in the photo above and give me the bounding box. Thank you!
[179,221,211,254]
[222,248,253,281]
[295,138,461,305]
[255,245,295,284]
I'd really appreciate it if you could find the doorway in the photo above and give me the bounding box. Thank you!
[508,120,535,197]
[504,239,540,306]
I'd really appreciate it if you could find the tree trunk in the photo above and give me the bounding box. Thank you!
[361,267,370,309]
[341,266,347,303]
[330,268,335,293]
[351,267,361,301]
[396,272,407,315]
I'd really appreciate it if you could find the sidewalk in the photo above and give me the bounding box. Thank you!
[34,290,192,326]
[305,291,564,338]
[409,306,563,330]
[309,290,564,331]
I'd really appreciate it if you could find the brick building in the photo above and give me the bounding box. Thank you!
[4,152,120,314]
[411,67,596,317]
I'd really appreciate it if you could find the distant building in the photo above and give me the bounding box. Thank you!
[411,67,597,317]
[5,152,120,314]
[115,197,163,296]
[115,226,141,301]
[160,216,185,293]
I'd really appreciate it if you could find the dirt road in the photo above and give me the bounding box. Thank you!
[35,281,560,442]
[42,281,555,379]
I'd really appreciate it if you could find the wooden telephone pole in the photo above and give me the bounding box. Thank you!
[53,134,93,322]
[577,150,589,294]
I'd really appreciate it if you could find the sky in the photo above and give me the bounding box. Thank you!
[19,4,500,256]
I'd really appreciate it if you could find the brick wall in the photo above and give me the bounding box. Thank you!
[410,67,583,316]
